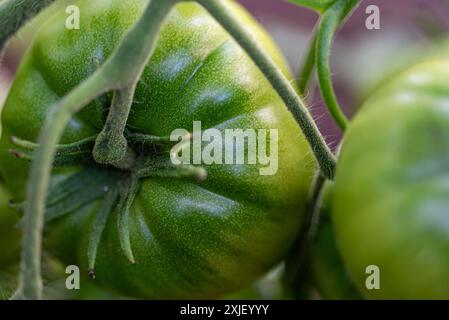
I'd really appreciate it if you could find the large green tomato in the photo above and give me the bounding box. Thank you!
[0,0,315,299]
[333,60,449,299]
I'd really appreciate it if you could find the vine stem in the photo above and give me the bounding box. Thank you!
[316,0,361,130]
[197,0,336,180]
[93,87,136,165]
[17,0,179,299]
[297,30,318,95]
[0,0,56,51]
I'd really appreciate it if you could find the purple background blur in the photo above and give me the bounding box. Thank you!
[1,0,448,146]
[237,0,449,146]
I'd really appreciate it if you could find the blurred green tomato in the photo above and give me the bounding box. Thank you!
[333,60,449,299]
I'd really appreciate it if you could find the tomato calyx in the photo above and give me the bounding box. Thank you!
[10,135,96,167]
[9,130,207,279]
[92,88,135,166]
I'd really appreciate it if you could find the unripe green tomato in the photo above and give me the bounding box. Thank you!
[309,182,360,300]
[0,0,315,298]
[333,60,449,299]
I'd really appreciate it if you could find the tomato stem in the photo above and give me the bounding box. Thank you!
[17,0,179,299]
[297,29,318,96]
[315,0,361,131]
[0,0,56,51]
[196,0,336,179]
[93,88,135,165]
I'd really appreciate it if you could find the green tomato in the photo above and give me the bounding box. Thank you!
[333,60,449,299]
[309,182,360,300]
[0,0,315,299]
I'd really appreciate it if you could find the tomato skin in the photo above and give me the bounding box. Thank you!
[0,1,315,298]
[333,60,449,299]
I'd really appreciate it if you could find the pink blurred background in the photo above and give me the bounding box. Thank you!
[238,0,449,146]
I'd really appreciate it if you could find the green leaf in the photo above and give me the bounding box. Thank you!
[285,0,336,13]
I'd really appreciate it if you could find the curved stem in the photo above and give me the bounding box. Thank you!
[18,0,179,299]
[17,75,111,300]
[316,0,360,130]
[0,0,56,51]
[93,87,135,164]
[297,30,318,95]
[197,0,336,180]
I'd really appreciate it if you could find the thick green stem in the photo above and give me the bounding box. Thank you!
[93,88,135,164]
[18,0,179,300]
[18,75,111,300]
[316,0,360,130]
[197,0,336,179]
[0,0,56,51]
[93,0,180,165]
